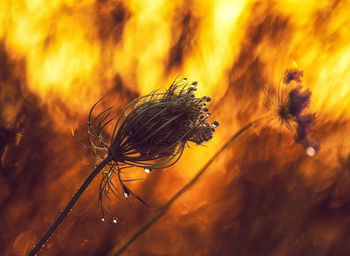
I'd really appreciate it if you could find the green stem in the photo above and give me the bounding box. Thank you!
[28,157,110,256]
[107,120,258,256]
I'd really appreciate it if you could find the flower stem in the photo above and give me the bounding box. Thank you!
[107,120,259,256]
[28,157,110,256]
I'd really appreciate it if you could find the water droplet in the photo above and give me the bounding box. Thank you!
[101,218,105,222]
[212,121,219,128]
[306,146,316,157]
[113,218,118,224]
[206,113,211,117]
[144,168,151,173]
[124,192,129,198]
[182,77,188,81]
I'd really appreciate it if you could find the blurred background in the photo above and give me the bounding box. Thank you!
[1,0,350,255]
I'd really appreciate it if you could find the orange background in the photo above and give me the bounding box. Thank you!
[1,0,350,255]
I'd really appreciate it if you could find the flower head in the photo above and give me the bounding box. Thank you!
[80,78,218,220]
[263,68,320,156]
[109,79,217,163]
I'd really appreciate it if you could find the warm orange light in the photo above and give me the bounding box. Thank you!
[2,1,350,254]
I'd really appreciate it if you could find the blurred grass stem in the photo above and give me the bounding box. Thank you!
[107,119,260,256]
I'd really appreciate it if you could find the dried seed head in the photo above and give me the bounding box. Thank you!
[109,78,218,165]
[83,78,218,217]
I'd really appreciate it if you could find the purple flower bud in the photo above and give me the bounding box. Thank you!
[288,87,311,117]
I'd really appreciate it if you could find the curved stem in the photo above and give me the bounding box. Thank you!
[28,157,110,256]
[107,120,259,256]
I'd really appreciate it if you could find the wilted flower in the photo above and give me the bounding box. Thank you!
[263,68,320,156]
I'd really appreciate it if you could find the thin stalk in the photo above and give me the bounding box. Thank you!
[107,120,259,256]
[29,157,110,256]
